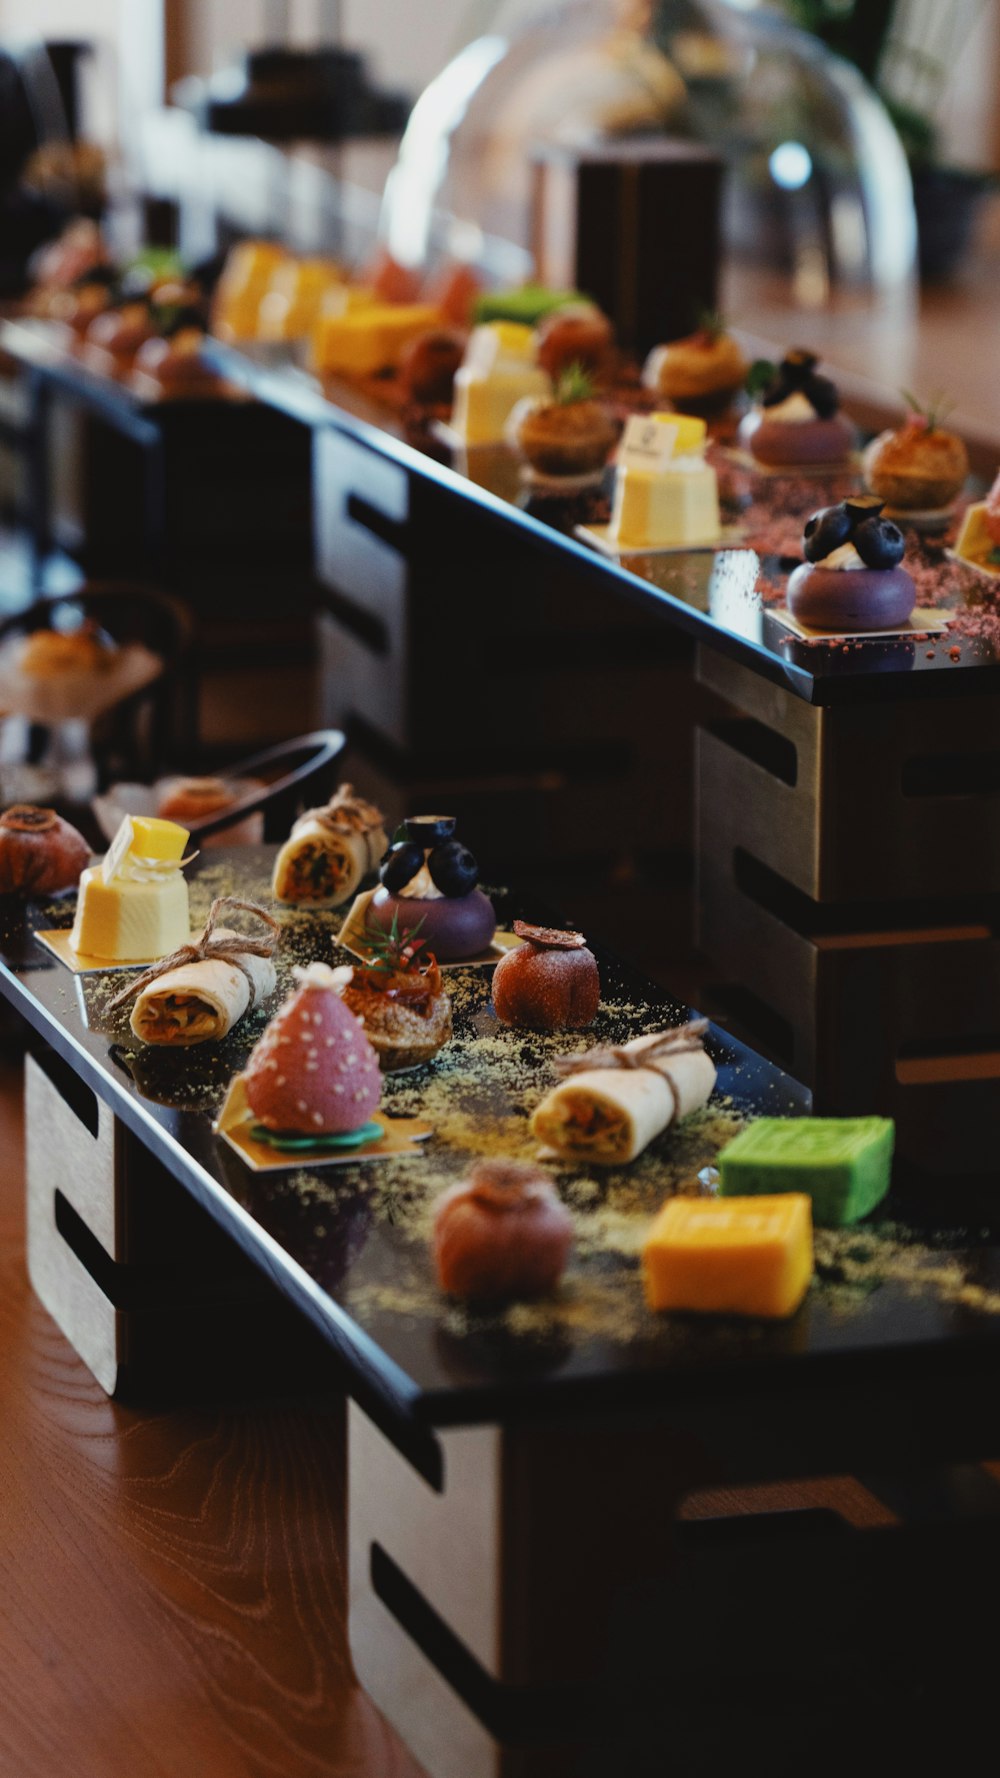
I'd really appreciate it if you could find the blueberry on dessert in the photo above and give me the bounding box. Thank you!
[863,391,968,514]
[738,349,856,467]
[787,496,915,631]
[510,365,618,479]
[338,914,452,1071]
[367,816,496,961]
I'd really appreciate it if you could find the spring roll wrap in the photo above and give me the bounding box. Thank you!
[129,933,277,1045]
[532,1027,716,1165]
[272,784,387,909]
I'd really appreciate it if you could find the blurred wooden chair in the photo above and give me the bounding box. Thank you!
[180,730,348,843]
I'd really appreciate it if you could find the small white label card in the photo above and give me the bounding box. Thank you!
[618,414,680,472]
[101,815,134,885]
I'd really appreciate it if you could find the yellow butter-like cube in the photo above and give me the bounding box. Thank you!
[312,304,442,377]
[642,1194,813,1319]
[609,462,720,548]
[129,817,189,863]
[651,412,707,456]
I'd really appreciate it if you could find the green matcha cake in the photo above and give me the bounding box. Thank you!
[717,1117,894,1226]
[473,286,588,327]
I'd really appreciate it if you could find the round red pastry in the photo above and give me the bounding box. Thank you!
[433,1158,574,1302]
[0,805,90,897]
[492,921,599,1031]
[534,304,613,383]
[400,328,466,405]
[367,885,496,962]
[84,302,156,361]
[132,327,221,396]
[244,962,382,1134]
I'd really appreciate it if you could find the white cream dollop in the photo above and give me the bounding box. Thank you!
[762,391,817,424]
[398,862,443,901]
[817,542,866,571]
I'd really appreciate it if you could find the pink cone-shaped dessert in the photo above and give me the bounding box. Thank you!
[244,962,382,1134]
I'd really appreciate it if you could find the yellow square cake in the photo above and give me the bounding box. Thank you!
[642,1193,813,1318]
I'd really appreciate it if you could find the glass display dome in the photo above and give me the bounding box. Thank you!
[380,0,916,303]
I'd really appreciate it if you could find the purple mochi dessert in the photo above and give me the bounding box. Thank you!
[366,814,496,962]
[739,348,856,468]
[787,496,916,633]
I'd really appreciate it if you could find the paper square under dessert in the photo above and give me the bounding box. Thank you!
[338,889,520,970]
[214,1073,432,1172]
[35,924,207,974]
[770,606,953,643]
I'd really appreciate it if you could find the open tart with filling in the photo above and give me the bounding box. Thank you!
[338,915,452,1070]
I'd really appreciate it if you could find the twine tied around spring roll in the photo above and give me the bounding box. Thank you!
[109,896,280,1012]
[552,1019,710,1127]
[301,783,384,838]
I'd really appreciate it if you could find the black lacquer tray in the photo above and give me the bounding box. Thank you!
[200,338,1000,707]
[4,848,1000,1434]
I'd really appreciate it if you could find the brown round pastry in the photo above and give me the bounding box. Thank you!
[157,778,239,824]
[534,304,613,383]
[432,1159,574,1302]
[512,365,617,477]
[644,322,748,412]
[400,328,466,406]
[0,805,90,897]
[492,921,599,1031]
[18,620,116,678]
[84,302,157,361]
[132,327,222,396]
[340,949,452,1071]
[863,406,968,512]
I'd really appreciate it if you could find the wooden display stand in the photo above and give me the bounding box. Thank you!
[695,649,1000,1185]
[24,1044,329,1398]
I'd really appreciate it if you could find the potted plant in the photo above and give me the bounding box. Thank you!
[781,0,996,279]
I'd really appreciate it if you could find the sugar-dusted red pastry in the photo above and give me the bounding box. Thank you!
[132,319,222,396]
[338,917,452,1070]
[739,349,855,467]
[367,815,496,962]
[424,262,481,329]
[0,805,90,897]
[787,496,915,632]
[492,921,599,1031]
[365,247,424,306]
[534,303,613,383]
[511,365,617,478]
[432,1158,574,1302]
[84,301,157,364]
[400,328,466,406]
[244,962,382,1135]
[643,315,747,413]
[863,394,968,513]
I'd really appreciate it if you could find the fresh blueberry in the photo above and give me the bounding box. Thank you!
[428,839,479,897]
[803,503,852,563]
[403,814,456,845]
[853,516,906,570]
[380,841,425,893]
[844,495,884,530]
